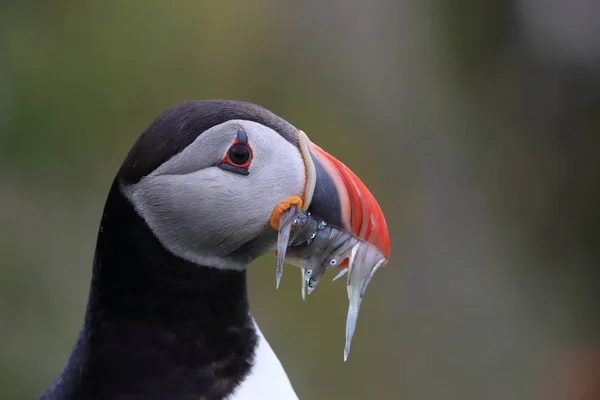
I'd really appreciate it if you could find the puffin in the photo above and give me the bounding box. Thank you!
[38,100,389,400]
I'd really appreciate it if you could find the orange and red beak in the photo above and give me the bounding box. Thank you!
[299,132,390,263]
[291,130,390,361]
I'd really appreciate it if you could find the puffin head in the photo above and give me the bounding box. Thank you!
[120,100,390,272]
[39,100,390,400]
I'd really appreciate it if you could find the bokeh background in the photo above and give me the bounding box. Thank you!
[2,1,600,399]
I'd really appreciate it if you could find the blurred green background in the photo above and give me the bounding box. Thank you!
[2,1,600,399]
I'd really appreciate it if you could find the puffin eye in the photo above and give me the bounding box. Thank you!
[218,129,253,176]
[228,144,251,165]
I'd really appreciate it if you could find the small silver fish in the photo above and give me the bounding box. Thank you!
[275,207,388,361]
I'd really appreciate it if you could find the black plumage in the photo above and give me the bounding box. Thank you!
[39,100,299,400]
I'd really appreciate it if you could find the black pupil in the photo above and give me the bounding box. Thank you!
[228,144,250,165]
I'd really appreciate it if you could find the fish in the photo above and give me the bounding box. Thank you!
[275,206,388,361]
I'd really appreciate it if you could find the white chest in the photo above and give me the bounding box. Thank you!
[228,322,299,400]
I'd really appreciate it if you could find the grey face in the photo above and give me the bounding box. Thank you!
[123,119,307,270]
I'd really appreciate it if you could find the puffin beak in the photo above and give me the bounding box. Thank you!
[288,130,390,361]
[299,132,390,261]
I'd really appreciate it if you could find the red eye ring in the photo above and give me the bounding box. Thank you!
[222,143,252,169]
[219,128,253,175]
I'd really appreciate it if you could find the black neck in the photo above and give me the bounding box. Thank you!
[40,181,257,400]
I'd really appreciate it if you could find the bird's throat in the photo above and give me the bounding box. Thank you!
[42,181,258,399]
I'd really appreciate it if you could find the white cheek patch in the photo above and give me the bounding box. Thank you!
[122,120,306,270]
